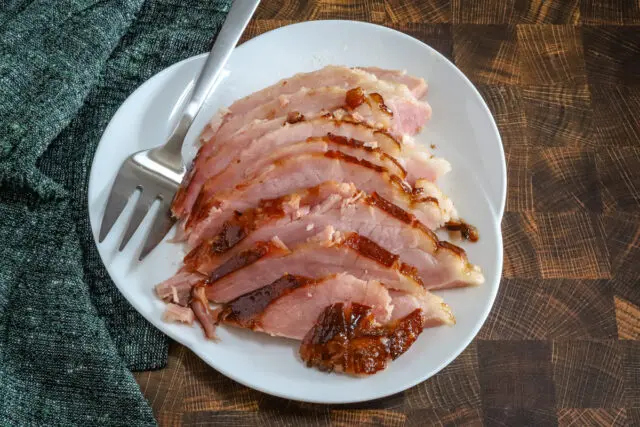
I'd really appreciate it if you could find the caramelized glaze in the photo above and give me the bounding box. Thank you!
[368,93,393,116]
[207,241,277,283]
[299,303,425,375]
[345,87,365,109]
[445,220,479,242]
[218,275,313,329]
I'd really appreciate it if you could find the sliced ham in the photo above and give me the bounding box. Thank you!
[388,290,454,327]
[299,302,426,376]
[162,303,195,325]
[185,151,455,246]
[212,83,430,144]
[216,273,393,340]
[204,229,425,303]
[155,271,204,306]
[195,123,448,208]
[184,182,482,290]
[358,67,428,99]
[220,65,426,119]
[172,117,403,220]
[191,286,218,340]
[194,134,407,204]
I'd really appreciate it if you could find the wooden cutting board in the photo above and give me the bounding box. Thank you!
[135,1,640,425]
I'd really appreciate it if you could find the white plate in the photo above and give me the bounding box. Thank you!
[89,20,505,404]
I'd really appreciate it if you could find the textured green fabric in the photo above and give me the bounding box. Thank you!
[0,0,230,424]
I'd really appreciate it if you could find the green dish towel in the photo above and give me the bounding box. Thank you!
[0,0,231,424]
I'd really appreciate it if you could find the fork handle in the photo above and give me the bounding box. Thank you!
[162,0,261,159]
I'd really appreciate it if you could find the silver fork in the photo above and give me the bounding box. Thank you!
[99,0,260,260]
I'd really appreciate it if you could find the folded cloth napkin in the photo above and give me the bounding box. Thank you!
[0,0,231,424]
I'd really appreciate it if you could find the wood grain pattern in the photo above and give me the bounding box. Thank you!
[552,341,625,408]
[135,1,640,425]
[557,408,628,427]
[615,296,640,340]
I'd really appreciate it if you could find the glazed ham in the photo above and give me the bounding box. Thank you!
[173,117,402,220]
[190,122,448,216]
[211,83,430,144]
[155,65,484,375]
[216,274,452,341]
[196,134,407,203]
[213,65,426,122]
[216,274,393,340]
[203,230,426,302]
[183,182,482,290]
[185,151,456,246]
[299,302,425,376]
[174,116,449,222]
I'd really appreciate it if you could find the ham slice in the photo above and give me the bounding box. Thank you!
[162,303,195,325]
[388,290,454,327]
[155,271,205,306]
[185,151,455,246]
[220,65,426,119]
[299,302,426,376]
[358,67,428,99]
[195,123,448,208]
[194,134,409,205]
[184,182,482,290]
[172,117,404,220]
[204,230,425,303]
[216,274,393,340]
[212,84,430,144]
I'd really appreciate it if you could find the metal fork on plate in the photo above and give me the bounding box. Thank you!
[99,0,260,260]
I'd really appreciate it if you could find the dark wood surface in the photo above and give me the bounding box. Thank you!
[135,1,640,425]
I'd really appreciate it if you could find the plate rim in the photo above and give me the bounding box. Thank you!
[88,19,505,404]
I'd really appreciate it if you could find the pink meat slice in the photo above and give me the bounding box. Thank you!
[211,84,430,144]
[218,273,393,340]
[184,182,482,290]
[359,67,428,99]
[162,303,195,325]
[223,65,426,118]
[172,117,402,220]
[197,123,448,205]
[185,151,452,246]
[155,271,205,306]
[205,230,425,303]
[172,118,285,219]
[388,290,454,327]
[196,135,408,205]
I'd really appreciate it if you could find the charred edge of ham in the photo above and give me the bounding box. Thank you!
[341,233,426,288]
[205,231,425,290]
[217,274,315,330]
[299,302,425,376]
[445,220,479,242]
[322,150,435,207]
[184,184,472,271]
[207,240,287,283]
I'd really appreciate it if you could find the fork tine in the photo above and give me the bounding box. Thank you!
[99,183,130,243]
[119,192,154,251]
[139,198,176,260]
